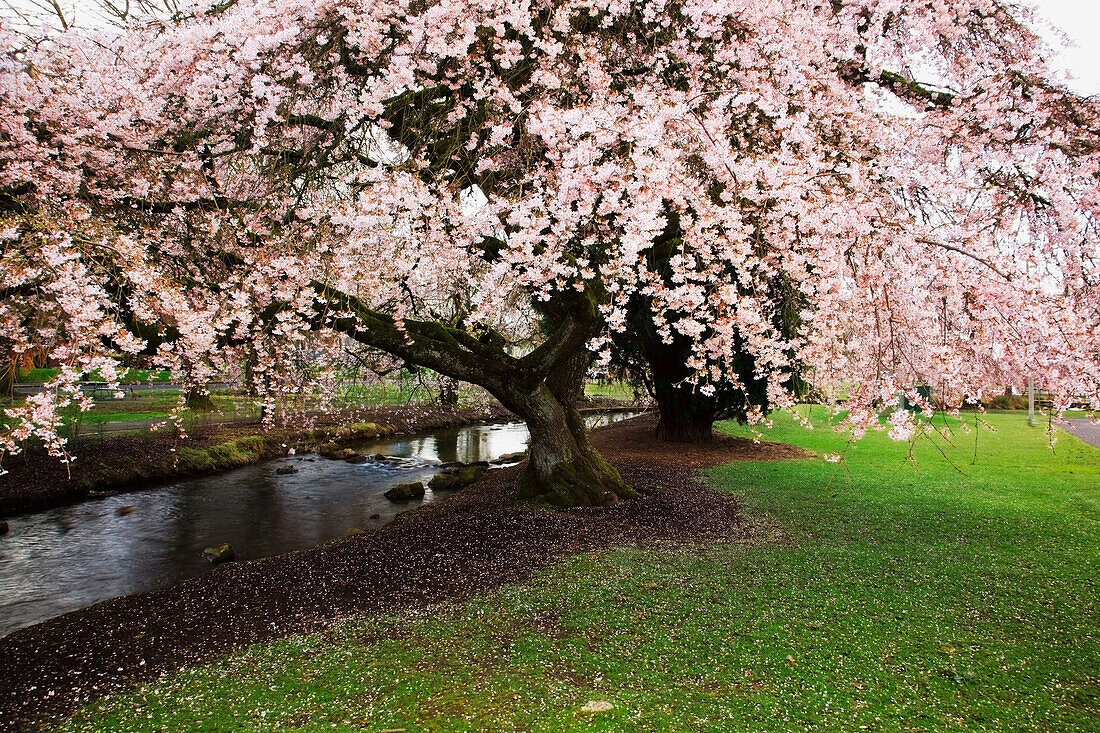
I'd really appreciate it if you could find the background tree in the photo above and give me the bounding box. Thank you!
[1,0,1098,502]
[610,211,806,442]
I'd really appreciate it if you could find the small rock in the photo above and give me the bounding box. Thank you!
[428,473,461,491]
[490,451,527,465]
[342,527,365,537]
[275,464,297,475]
[318,443,357,460]
[116,505,135,516]
[203,543,235,564]
[0,520,8,536]
[429,465,484,491]
[383,482,426,502]
[580,700,614,713]
[456,465,484,483]
[344,454,371,464]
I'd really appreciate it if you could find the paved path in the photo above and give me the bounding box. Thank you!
[1065,419,1100,450]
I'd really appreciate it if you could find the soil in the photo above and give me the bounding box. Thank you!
[0,414,808,730]
[0,403,513,517]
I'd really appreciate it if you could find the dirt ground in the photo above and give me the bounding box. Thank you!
[0,414,808,730]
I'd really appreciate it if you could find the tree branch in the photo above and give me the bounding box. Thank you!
[311,282,520,391]
[917,237,1011,281]
[839,62,955,109]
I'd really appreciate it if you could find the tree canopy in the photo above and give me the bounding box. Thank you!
[1,0,1098,501]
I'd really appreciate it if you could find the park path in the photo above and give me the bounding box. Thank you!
[1065,419,1100,450]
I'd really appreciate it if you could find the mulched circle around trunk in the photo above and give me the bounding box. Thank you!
[0,414,809,730]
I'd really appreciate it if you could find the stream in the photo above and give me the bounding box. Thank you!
[0,411,640,638]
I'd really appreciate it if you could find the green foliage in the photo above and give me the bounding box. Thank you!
[13,367,60,384]
[174,446,217,473]
[987,394,1030,410]
[332,380,481,408]
[583,380,639,402]
[328,422,385,440]
[57,412,1100,732]
[13,367,173,384]
[166,436,275,475]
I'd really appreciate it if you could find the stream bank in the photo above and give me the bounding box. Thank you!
[0,414,807,730]
[0,403,515,516]
[0,411,643,638]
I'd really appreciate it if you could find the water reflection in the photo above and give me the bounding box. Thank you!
[0,411,639,637]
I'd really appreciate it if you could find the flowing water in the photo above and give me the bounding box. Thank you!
[0,411,640,637]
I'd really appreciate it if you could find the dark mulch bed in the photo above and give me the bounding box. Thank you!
[0,415,808,730]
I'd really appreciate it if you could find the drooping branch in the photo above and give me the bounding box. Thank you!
[311,282,520,392]
[517,288,601,382]
[109,195,238,214]
[917,237,1012,281]
[839,62,956,109]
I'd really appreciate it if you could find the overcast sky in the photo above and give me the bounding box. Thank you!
[1031,0,1100,95]
[3,1,1099,95]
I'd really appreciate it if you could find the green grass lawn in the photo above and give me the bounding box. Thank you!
[55,411,1099,732]
[64,392,258,427]
[14,367,173,384]
[1,391,264,437]
[585,380,642,402]
[331,382,487,408]
[3,379,483,435]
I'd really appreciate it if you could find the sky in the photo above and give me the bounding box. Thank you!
[2,0,1099,95]
[1030,0,1100,95]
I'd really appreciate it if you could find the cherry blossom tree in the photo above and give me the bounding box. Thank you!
[1,0,1098,505]
[609,210,807,442]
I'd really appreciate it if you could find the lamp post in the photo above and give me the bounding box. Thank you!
[1027,374,1037,427]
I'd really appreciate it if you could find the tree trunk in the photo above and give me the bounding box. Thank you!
[185,387,216,411]
[437,376,459,406]
[652,380,716,442]
[323,284,635,506]
[512,384,634,506]
[0,358,13,401]
[641,329,717,442]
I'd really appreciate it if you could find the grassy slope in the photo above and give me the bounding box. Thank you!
[3,384,479,431]
[584,380,640,402]
[56,411,1099,732]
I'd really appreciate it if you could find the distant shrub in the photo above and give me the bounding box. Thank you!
[987,394,1028,410]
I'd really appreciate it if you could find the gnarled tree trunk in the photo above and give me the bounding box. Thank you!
[0,358,13,402]
[322,284,635,507]
[653,383,716,443]
[501,338,634,506]
[437,376,459,406]
[510,383,632,506]
[185,387,216,411]
[643,331,718,443]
